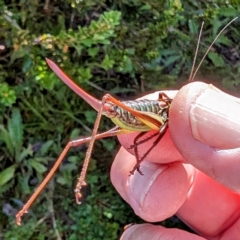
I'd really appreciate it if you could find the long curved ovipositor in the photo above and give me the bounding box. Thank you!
[46,58,102,112]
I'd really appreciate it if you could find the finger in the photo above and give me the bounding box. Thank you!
[170,82,240,192]
[110,147,189,222]
[120,224,206,240]
[177,170,240,237]
[220,217,240,240]
[118,129,185,164]
[117,90,185,164]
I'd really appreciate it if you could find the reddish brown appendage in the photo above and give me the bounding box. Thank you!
[74,180,87,204]
[15,126,122,225]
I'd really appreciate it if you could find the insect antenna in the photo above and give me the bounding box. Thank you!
[188,22,204,82]
[189,16,238,83]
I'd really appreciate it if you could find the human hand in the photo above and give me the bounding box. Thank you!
[111,82,240,239]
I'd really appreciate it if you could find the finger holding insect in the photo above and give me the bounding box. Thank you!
[114,122,240,239]
[111,147,190,222]
[115,120,240,239]
[170,81,240,192]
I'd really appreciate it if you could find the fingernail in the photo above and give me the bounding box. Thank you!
[190,86,240,149]
[127,162,167,212]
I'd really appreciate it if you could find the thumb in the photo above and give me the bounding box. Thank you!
[169,82,240,192]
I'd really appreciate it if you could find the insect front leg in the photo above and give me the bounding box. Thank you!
[158,92,173,103]
[129,131,159,175]
[129,121,169,175]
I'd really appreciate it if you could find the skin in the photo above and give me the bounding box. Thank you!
[110,82,240,240]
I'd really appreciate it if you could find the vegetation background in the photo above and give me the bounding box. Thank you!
[1,0,240,239]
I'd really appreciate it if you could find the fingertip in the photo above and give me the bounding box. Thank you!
[169,82,240,191]
[111,148,189,222]
[120,223,206,240]
[170,81,240,149]
[169,82,208,144]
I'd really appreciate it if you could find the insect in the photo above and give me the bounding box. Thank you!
[15,17,238,225]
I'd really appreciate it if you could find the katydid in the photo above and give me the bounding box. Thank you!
[16,17,238,225]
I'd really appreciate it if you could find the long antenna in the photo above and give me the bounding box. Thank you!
[189,17,238,82]
[188,22,204,82]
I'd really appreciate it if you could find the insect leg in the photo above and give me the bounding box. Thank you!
[129,131,159,175]
[15,126,122,226]
[128,131,159,150]
[129,122,169,175]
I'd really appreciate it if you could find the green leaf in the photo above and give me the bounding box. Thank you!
[140,4,152,11]
[19,145,33,162]
[118,56,133,73]
[70,128,81,140]
[81,38,94,47]
[0,83,17,107]
[77,67,93,82]
[88,47,99,57]
[10,46,26,64]
[208,52,225,67]
[56,175,67,185]
[0,125,14,157]
[39,140,54,156]
[84,110,96,124]
[19,174,31,193]
[218,8,239,17]
[188,19,198,35]
[102,139,115,151]
[212,20,222,37]
[164,55,181,67]
[0,164,17,186]
[101,54,115,70]
[161,49,179,56]
[102,11,121,25]
[7,108,23,160]
[29,159,48,174]
[217,35,232,46]
[22,57,32,73]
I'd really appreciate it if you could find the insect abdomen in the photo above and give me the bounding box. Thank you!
[110,99,168,132]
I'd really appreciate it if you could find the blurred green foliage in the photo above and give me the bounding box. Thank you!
[1,0,240,239]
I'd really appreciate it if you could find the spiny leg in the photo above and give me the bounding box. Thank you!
[128,131,159,174]
[128,131,159,150]
[74,94,122,202]
[15,126,121,226]
[129,131,160,175]
[158,92,172,103]
[129,122,169,175]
